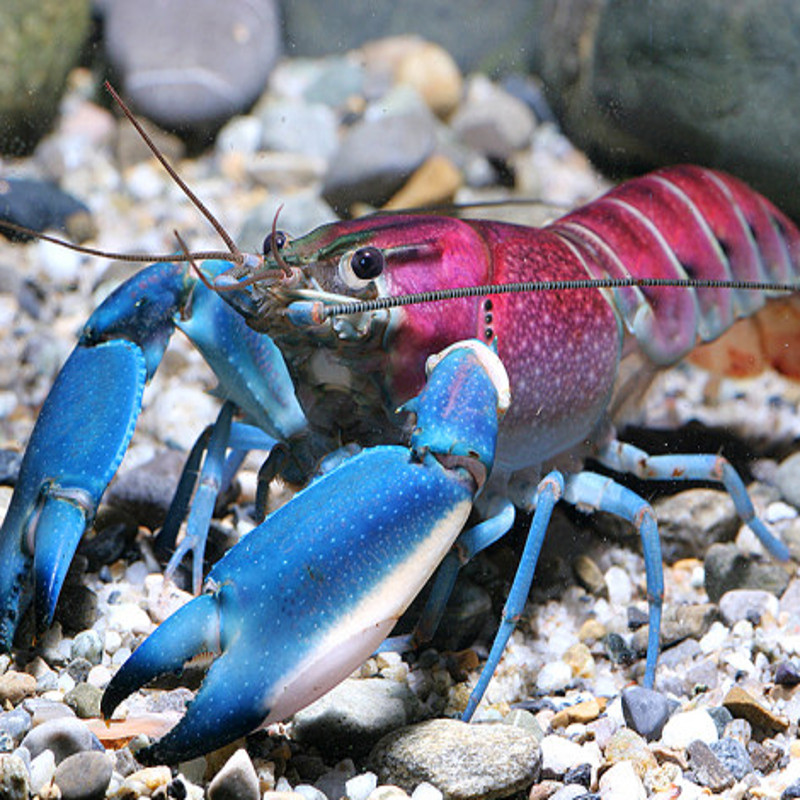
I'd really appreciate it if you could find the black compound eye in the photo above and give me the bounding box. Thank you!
[350,246,385,280]
[263,230,288,256]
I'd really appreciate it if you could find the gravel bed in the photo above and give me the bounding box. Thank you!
[0,44,799,800]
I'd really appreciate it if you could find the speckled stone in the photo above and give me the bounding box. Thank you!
[370,719,541,800]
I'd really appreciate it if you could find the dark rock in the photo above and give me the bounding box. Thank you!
[563,763,591,788]
[704,543,790,603]
[749,739,783,774]
[370,719,541,800]
[283,1,538,75]
[103,0,281,142]
[687,740,734,793]
[322,111,437,214]
[707,706,733,738]
[775,660,800,687]
[78,520,139,572]
[621,686,671,741]
[0,178,95,243]
[54,584,98,634]
[532,0,800,221]
[708,738,753,781]
[603,633,635,666]
[54,751,113,800]
[0,0,91,155]
[104,449,186,531]
[65,658,92,684]
[783,780,800,799]
[0,450,22,486]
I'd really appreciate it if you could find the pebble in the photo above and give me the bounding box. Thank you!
[604,729,657,778]
[0,753,29,800]
[370,719,541,799]
[345,771,379,800]
[29,749,56,795]
[597,760,645,800]
[722,686,789,733]
[0,671,37,706]
[540,736,587,778]
[53,750,113,800]
[294,678,420,758]
[660,709,719,749]
[63,683,102,719]
[208,748,260,800]
[776,451,800,508]
[20,717,101,763]
[394,41,463,119]
[709,738,753,781]
[718,589,779,626]
[536,661,572,694]
[620,686,671,741]
[687,739,735,792]
[704,543,791,602]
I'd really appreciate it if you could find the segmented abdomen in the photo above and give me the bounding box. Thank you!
[548,165,800,365]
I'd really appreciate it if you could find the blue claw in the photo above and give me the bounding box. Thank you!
[0,340,147,646]
[102,340,508,764]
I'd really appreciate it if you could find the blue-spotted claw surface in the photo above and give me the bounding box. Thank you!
[0,260,306,650]
[101,340,509,765]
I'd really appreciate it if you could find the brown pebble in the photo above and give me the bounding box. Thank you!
[650,744,689,770]
[563,643,595,679]
[578,618,607,644]
[528,779,562,800]
[573,554,608,597]
[723,685,788,733]
[550,697,605,728]
[0,670,37,705]
[383,155,462,211]
[604,728,658,779]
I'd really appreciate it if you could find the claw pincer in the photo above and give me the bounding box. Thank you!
[0,260,305,649]
[101,340,508,764]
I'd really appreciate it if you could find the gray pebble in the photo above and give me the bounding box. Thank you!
[207,748,259,800]
[54,751,113,800]
[293,677,420,758]
[322,111,437,212]
[776,452,800,509]
[259,101,340,160]
[70,630,104,666]
[295,784,328,800]
[687,739,735,792]
[621,686,671,741]
[21,717,101,763]
[0,709,31,744]
[549,785,587,800]
[719,589,779,626]
[709,737,754,781]
[370,719,541,800]
[66,657,92,684]
[705,543,790,603]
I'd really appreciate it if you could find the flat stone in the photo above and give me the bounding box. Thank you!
[539,736,586,778]
[708,737,753,781]
[723,686,789,734]
[687,739,734,792]
[597,760,645,800]
[704,543,791,603]
[550,698,604,729]
[719,589,779,626]
[370,719,541,800]
[661,709,719,749]
[54,750,113,800]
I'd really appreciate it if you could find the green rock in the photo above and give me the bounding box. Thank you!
[0,0,91,154]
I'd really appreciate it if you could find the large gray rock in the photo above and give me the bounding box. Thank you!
[0,0,91,154]
[533,0,800,219]
[103,0,281,142]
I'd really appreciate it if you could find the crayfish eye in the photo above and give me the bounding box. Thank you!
[338,246,385,290]
[352,247,384,279]
[262,230,288,256]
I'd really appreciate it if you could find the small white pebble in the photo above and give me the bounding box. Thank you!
[536,660,571,694]
[766,501,797,522]
[410,782,443,800]
[604,566,633,606]
[724,650,755,676]
[345,772,378,800]
[87,664,112,689]
[104,630,122,656]
[661,709,718,748]
[699,621,729,654]
[599,760,645,800]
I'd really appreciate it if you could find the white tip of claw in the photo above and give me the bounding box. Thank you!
[425,339,511,415]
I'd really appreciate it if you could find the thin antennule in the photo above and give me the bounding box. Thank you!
[0,219,237,264]
[174,229,215,291]
[104,81,244,265]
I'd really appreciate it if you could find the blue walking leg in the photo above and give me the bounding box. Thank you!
[462,473,564,720]
[596,440,789,560]
[563,470,663,687]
